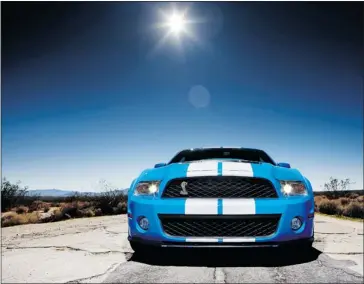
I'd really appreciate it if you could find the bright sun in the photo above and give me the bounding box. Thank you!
[150,5,205,55]
[168,13,185,34]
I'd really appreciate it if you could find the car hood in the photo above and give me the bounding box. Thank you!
[138,160,304,182]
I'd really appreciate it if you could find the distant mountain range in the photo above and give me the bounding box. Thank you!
[27,188,129,197]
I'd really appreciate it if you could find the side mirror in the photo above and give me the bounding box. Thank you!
[277,162,291,168]
[154,162,167,168]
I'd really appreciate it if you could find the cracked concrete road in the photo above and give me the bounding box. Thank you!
[2,214,363,283]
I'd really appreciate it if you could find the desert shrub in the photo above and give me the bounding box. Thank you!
[43,205,50,213]
[112,202,127,214]
[1,178,35,212]
[318,199,341,215]
[314,195,326,212]
[53,209,64,221]
[88,190,126,215]
[356,195,364,203]
[29,200,44,212]
[61,203,82,218]
[15,206,29,214]
[95,208,102,216]
[83,209,95,217]
[78,201,91,209]
[1,212,40,227]
[343,202,364,219]
[118,202,127,213]
[349,193,359,199]
[339,197,350,206]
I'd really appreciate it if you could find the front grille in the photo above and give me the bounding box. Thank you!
[159,214,281,237]
[162,176,278,198]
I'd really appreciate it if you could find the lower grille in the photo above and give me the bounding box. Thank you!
[159,214,281,238]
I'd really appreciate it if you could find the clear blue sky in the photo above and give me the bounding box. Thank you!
[2,2,363,191]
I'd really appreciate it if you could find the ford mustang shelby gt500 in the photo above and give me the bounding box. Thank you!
[127,147,314,253]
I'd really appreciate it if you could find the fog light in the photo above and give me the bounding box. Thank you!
[291,217,302,230]
[138,217,149,230]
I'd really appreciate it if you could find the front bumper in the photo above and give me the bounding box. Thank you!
[128,196,315,245]
[129,236,314,248]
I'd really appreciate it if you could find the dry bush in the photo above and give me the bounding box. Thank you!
[349,193,359,199]
[314,195,327,212]
[317,199,342,215]
[29,200,44,212]
[112,202,127,215]
[53,208,63,221]
[95,208,102,216]
[356,195,364,203]
[343,202,364,219]
[1,211,40,227]
[60,203,82,219]
[339,197,350,206]
[83,209,95,217]
[43,203,50,213]
[15,206,29,214]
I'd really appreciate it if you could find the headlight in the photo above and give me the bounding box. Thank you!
[280,181,307,196]
[134,181,160,196]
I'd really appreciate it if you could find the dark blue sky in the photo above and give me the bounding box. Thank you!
[2,2,363,190]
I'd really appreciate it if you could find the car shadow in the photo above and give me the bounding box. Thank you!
[130,247,322,267]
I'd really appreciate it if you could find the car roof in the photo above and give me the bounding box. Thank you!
[181,147,262,152]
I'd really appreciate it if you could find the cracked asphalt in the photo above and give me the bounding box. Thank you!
[2,214,363,283]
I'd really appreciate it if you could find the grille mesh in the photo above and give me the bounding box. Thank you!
[162,176,278,198]
[159,215,281,238]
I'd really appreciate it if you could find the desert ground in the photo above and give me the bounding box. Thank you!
[2,214,363,283]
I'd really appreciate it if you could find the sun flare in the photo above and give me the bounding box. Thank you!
[148,4,205,56]
[167,13,185,34]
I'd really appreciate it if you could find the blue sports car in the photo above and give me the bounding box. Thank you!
[127,147,314,253]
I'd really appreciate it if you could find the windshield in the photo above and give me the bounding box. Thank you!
[169,148,276,165]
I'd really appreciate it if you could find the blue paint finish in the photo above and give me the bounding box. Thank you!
[250,163,304,182]
[128,149,315,246]
[128,197,187,242]
[254,196,314,242]
[218,199,223,215]
[217,162,223,176]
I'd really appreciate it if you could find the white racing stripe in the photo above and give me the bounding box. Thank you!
[185,199,218,214]
[222,162,253,177]
[185,238,219,242]
[186,161,218,177]
[222,199,256,215]
[222,237,256,243]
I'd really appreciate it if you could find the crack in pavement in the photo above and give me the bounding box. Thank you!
[326,252,364,255]
[3,227,103,242]
[273,267,287,283]
[4,245,128,256]
[66,262,120,283]
[214,268,226,283]
[317,258,364,280]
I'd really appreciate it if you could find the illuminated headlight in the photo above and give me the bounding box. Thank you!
[134,181,160,196]
[280,181,307,196]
